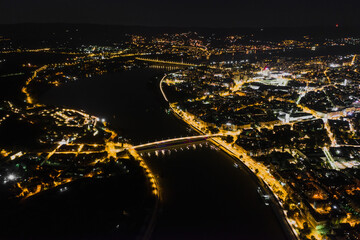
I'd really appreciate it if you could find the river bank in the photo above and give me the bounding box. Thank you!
[38,68,288,239]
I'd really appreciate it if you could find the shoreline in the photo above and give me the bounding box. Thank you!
[18,65,160,240]
[159,73,298,240]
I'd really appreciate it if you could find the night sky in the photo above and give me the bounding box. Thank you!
[0,0,359,28]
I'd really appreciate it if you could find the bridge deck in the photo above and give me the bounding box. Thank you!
[131,134,223,151]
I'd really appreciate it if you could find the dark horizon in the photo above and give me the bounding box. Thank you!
[1,22,360,43]
[1,21,360,29]
[1,0,360,28]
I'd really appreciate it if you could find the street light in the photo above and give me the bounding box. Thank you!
[7,174,16,181]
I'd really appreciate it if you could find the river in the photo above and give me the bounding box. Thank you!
[38,68,288,240]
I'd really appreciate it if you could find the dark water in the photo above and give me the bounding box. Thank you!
[39,69,287,240]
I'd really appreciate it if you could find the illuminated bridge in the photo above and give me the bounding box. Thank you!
[135,57,203,67]
[130,134,224,153]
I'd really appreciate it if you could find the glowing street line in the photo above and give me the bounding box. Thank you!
[159,75,169,102]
